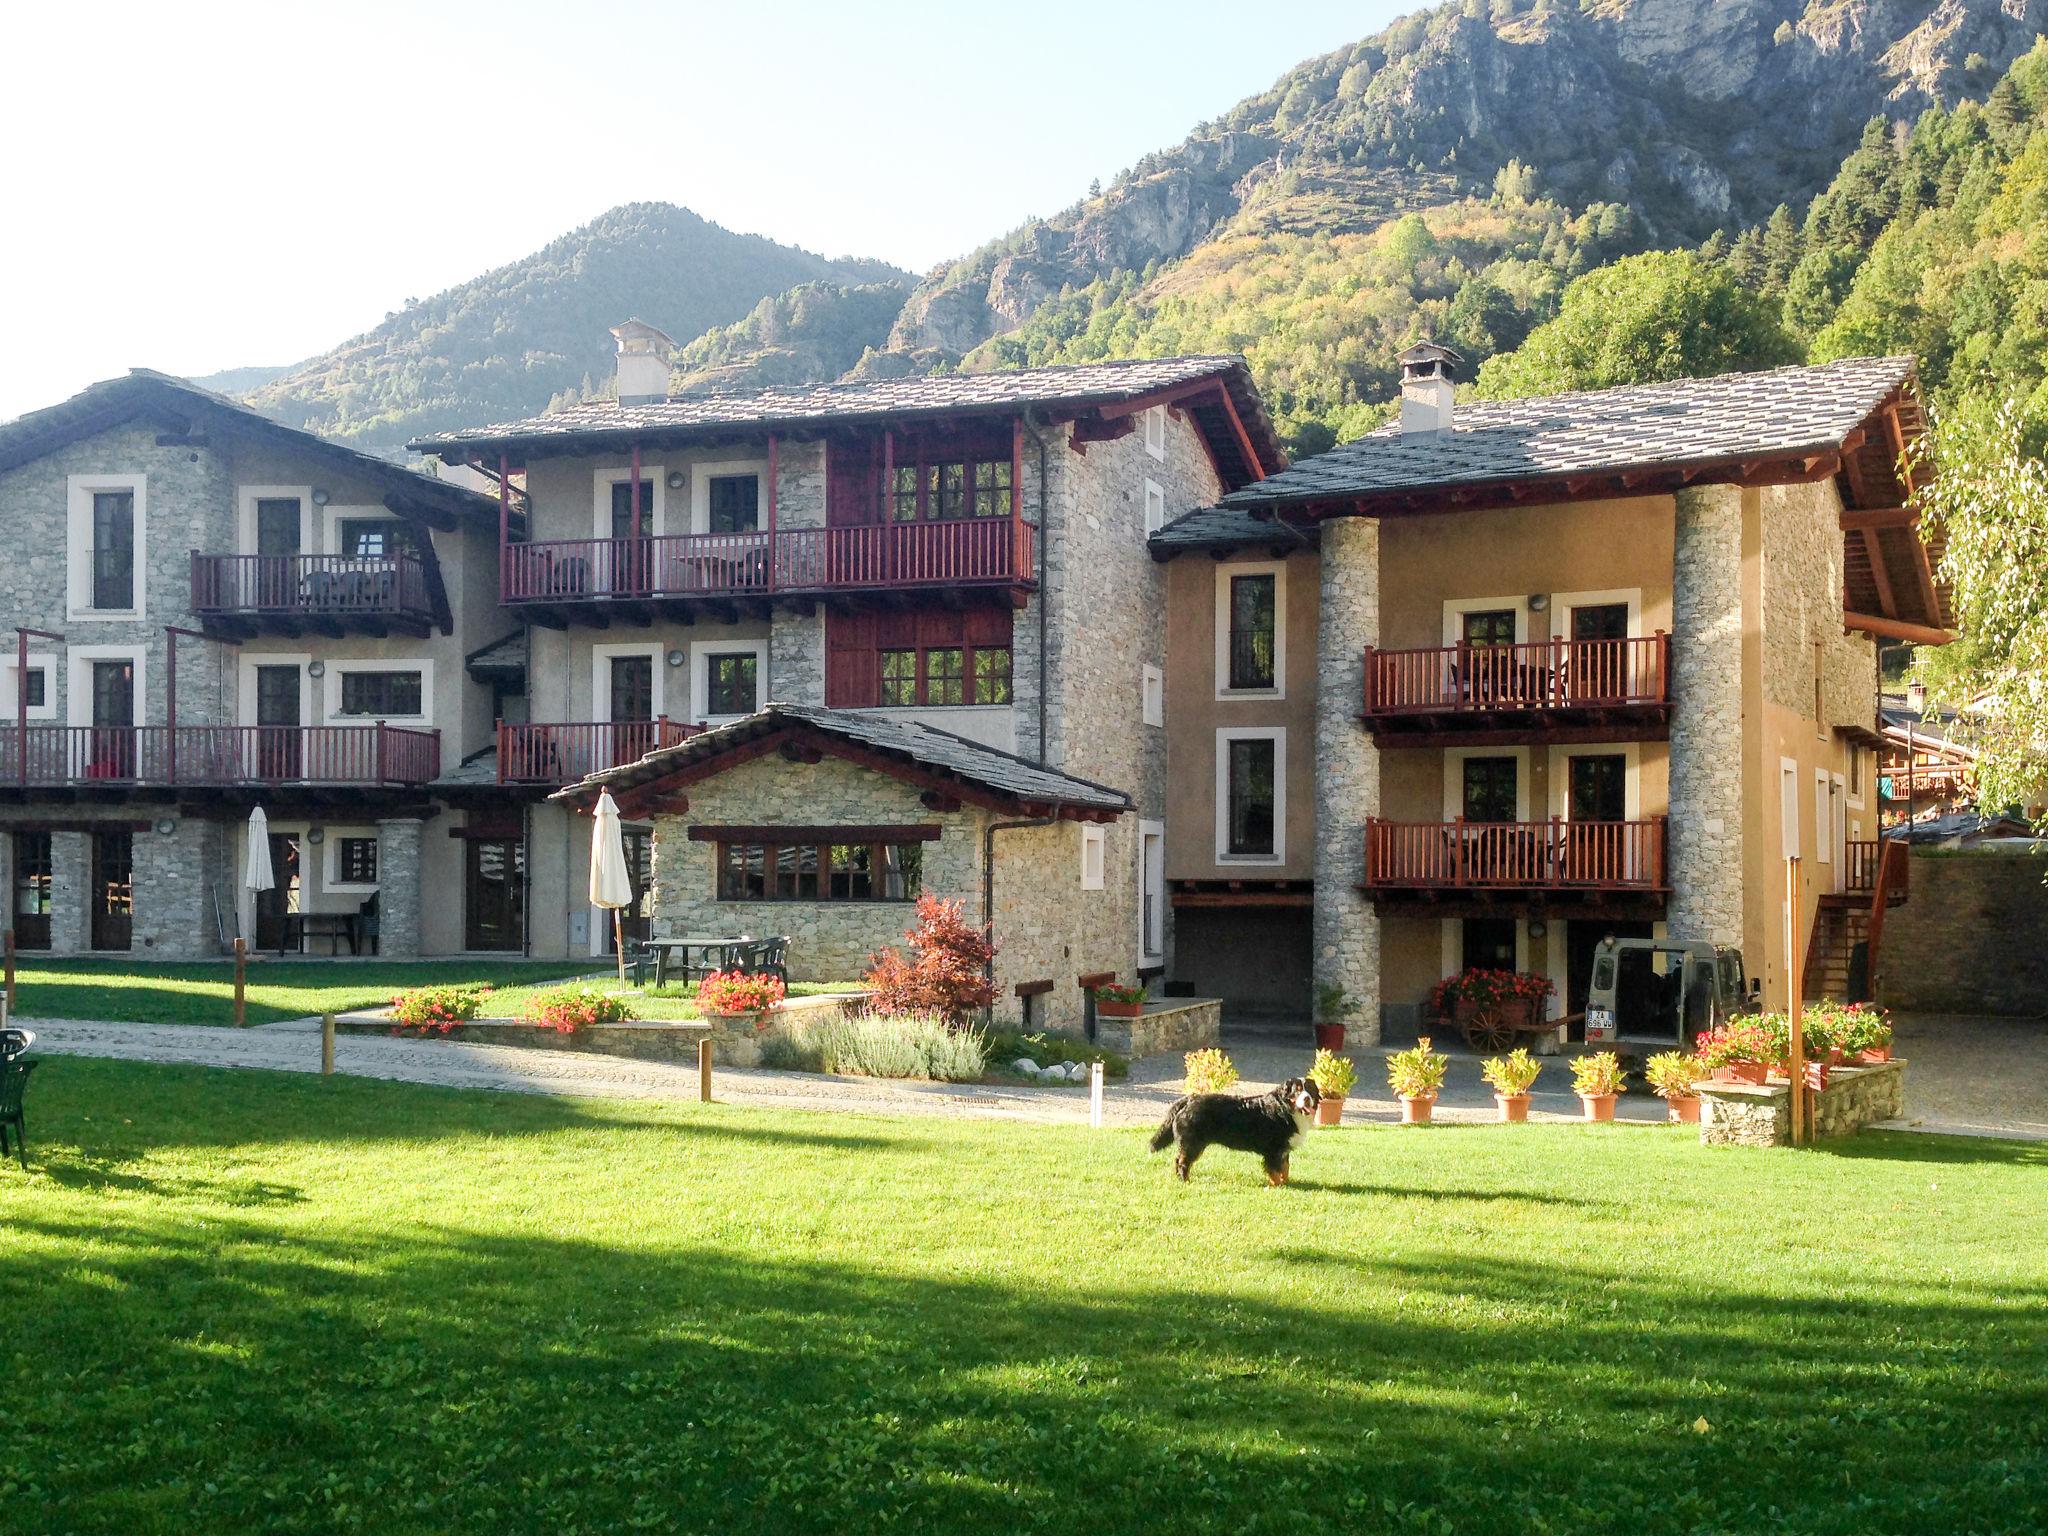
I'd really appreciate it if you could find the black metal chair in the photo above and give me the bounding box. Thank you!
[0,1058,37,1167]
[733,937,789,985]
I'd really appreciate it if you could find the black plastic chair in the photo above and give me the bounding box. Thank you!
[0,1058,36,1167]
[734,937,789,985]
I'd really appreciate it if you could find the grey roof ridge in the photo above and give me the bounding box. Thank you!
[770,701,1133,807]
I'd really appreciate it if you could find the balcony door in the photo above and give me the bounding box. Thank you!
[254,834,300,952]
[256,665,303,780]
[607,654,654,766]
[255,497,303,609]
[607,479,656,594]
[1566,753,1629,883]
[1460,755,1521,886]
[89,659,136,779]
[1568,602,1630,702]
[1460,608,1520,705]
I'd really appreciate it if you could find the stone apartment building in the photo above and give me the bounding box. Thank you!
[408,345,1280,1022]
[1150,347,1950,1038]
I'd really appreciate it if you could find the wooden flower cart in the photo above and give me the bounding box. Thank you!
[1448,996,1551,1053]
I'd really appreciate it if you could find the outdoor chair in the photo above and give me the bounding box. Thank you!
[733,937,789,984]
[0,1058,37,1167]
[357,892,381,957]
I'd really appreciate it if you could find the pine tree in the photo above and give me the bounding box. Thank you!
[1761,205,1801,296]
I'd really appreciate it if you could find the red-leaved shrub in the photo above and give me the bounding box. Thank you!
[861,893,995,1025]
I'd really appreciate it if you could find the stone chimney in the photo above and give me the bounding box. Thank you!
[1396,340,1463,435]
[610,318,678,406]
[1906,681,1927,714]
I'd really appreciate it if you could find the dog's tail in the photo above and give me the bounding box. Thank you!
[1147,1097,1187,1153]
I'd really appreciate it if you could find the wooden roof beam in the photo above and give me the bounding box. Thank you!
[1861,528,1897,619]
[1841,506,1917,531]
[1844,611,1955,645]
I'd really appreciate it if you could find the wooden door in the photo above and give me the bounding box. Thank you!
[255,665,303,779]
[11,831,51,950]
[465,838,524,952]
[1569,602,1629,700]
[1566,754,1628,882]
[90,830,133,951]
[608,655,654,764]
[254,834,300,952]
[90,659,135,778]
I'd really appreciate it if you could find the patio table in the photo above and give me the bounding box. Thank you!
[637,936,753,988]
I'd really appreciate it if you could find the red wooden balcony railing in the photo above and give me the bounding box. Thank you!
[1,724,440,787]
[191,553,432,621]
[1845,838,1909,898]
[1364,633,1670,717]
[500,520,1036,604]
[1365,817,1668,891]
[497,718,700,784]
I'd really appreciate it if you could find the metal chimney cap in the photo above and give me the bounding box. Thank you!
[1397,340,1464,381]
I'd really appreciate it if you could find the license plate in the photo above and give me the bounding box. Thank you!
[1586,1007,1615,1041]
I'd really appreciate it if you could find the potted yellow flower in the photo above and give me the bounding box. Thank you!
[1480,1048,1542,1122]
[1644,1050,1707,1123]
[1570,1051,1626,1122]
[1306,1049,1356,1127]
[1386,1036,1449,1124]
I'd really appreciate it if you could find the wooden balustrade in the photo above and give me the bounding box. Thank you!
[0,725,439,787]
[1364,633,1670,717]
[191,553,432,619]
[496,719,700,784]
[1364,816,1668,891]
[1845,839,1881,892]
[500,520,1035,604]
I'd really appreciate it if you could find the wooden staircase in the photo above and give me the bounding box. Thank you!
[1802,840,1909,1003]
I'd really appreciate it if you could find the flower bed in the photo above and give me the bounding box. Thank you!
[389,983,496,1037]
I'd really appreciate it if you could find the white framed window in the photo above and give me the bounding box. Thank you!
[1780,757,1801,861]
[691,639,768,723]
[1143,478,1166,538]
[1440,594,1531,647]
[237,485,314,558]
[324,659,433,724]
[1814,769,1832,865]
[1141,664,1164,727]
[67,472,147,621]
[324,829,381,894]
[1080,824,1106,890]
[1144,404,1167,459]
[1214,560,1286,699]
[1443,745,1532,822]
[1216,726,1285,865]
[591,464,667,539]
[690,459,770,536]
[1550,587,1645,642]
[237,653,313,729]
[325,505,426,561]
[2,652,56,721]
[592,643,665,723]
[65,646,147,729]
[1139,819,1165,959]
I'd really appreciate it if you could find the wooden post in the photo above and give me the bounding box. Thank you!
[765,431,779,591]
[497,452,511,603]
[1089,1061,1104,1128]
[321,1012,335,1075]
[233,936,247,1028]
[614,909,627,985]
[4,928,14,1013]
[1785,856,1807,1147]
[698,1037,713,1103]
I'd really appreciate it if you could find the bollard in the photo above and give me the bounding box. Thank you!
[1089,1061,1104,1128]
[321,1013,335,1075]
[698,1038,713,1103]
[233,937,247,1028]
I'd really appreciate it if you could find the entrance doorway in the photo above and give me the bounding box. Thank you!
[90,830,133,951]
[255,665,303,779]
[89,658,136,778]
[11,831,51,950]
[608,654,654,766]
[465,838,525,951]
[608,827,653,954]
[254,834,301,951]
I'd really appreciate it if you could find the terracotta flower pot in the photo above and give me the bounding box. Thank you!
[1314,1093,1345,1127]
[1095,1000,1142,1018]
[1710,1062,1767,1085]
[1399,1093,1436,1125]
[1314,1023,1346,1051]
[1495,1092,1531,1123]
[1856,1046,1892,1064]
[1579,1092,1617,1122]
[1666,1094,1701,1124]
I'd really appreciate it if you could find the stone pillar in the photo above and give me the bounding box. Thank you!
[376,818,424,958]
[130,817,229,958]
[1313,517,1382,1042]
[48,830,88,955]
[767,608,825,708]
[1668,484,1745,946]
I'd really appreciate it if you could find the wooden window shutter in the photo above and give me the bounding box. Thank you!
[825,611,880,708]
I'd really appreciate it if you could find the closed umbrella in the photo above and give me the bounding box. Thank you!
[588,791,634,983]
[244,804,274,906]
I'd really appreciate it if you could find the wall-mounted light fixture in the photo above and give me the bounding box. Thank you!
[665,649,686,668]
[1526,919,1548,939]
[154,817,176,836]
[1528,593,1549,613]
[307,827,326,846]
[307,660,326,678]
[665,470,686,490]
[311,488,331,506]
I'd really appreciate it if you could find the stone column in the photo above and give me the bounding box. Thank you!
[767,608,825,708]
[48,830,88,956]
[1313,517,1382,1042]
[376,818,424,958]
[1667,484,1745,945]
[130,817,228,958]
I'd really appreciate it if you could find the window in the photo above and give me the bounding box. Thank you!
[12,832,51,951]
[972,459,1013,518]
[1813,639,1826,738]
[705,651,759,717]
[338,837,378,885]
[1462,917,1518,972]
[1228,573,1277,690]
[1081,825,1105,890]
[718,839,923,902]
[338,518,422,560]
[1139,821,1165,958]
[1780,759,1801,859]
[923,647,964,707]
[1141,664,1164,727]
[890,452,1011,521]
[91,490,136,611]
[706,475,759,534]
[1462,757,1519,823]
[826,611,1014,709]
[1462,609,1517,647]
[69,473,146,621]
[257,497,304,558]
[1144,404,1167,459]
[1143,478,1166,537]
[1815,771,1832,865]
[338,670,423,717]
[880,649,918,707]
[21,669,44,710]
[608,480,657,540]
[1225,736,1277,858]
[972,648,1012,706]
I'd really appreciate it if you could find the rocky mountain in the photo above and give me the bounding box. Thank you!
[241,203,907,455]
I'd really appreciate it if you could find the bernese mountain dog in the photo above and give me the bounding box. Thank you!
[1148,1077,1320,1185]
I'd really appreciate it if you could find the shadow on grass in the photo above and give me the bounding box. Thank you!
[1809,1128,2048,1169]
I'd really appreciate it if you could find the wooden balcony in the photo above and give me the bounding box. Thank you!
[497,719,701,785]
[500,519,1036,623]
[0,724,440,791]
[191,553,435,636]
[1363,816,1668,918]
[1362,634,1671,745]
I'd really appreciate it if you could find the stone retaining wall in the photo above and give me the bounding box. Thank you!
[1882,851,2048,1016]
[1092,998,1221,1059]
[1698,1059,1905,1147]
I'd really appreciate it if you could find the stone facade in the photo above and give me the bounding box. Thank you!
[1092,998,1221,1058]
[1883,851,2048,1015]
[376,819,424,958]
[1667,483,1746,946]
[1312,517,1381,1041]
[1759,480,1873,730]
[130,818,230,956]
[47,830,89,956]
[1699,1060,1904,1146]
[767,605,825,709]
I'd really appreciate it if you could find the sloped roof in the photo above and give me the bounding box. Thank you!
[0,370,502,530]
[409,356,1281,488]
[1220,357,1916,511]
[1149,503,1319,556]
[552,702,1130,819]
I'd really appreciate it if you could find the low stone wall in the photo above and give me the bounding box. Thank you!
[1093,999,1221,1059]
[1698,1059,1905,1147]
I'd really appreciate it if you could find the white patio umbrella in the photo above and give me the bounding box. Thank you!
[243,805,275,922]
[588,790,634,983]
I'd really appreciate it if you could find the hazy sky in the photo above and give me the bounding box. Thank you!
[0,0,1413,421]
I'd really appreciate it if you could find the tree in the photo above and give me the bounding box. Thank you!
[1761,204,1802,294]
[1474,251,1802,398]
[1910,393,2048,822]
[861,893,997,1023]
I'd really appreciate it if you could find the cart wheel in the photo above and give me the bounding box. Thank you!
[1463,1010,1518,1053]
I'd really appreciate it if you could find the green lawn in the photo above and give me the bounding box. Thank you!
[4,1060,2045,1535]
[8,959,596,1026]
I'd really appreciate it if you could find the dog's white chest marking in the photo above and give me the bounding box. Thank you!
[1289,1109,1312,1149]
